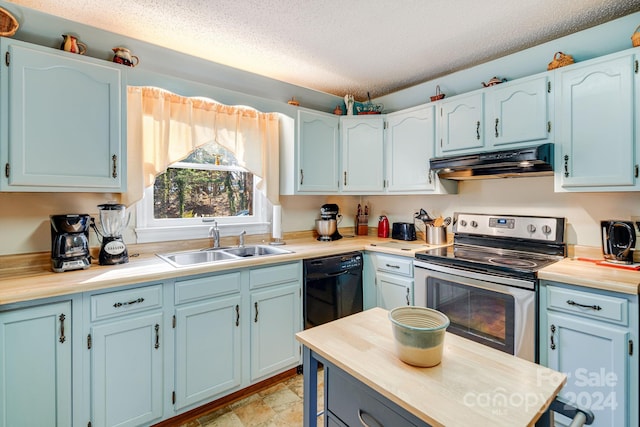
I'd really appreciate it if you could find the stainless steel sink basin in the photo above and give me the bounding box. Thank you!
[157,248,239,267]
[157,245,293,267]
[223,245,292,258]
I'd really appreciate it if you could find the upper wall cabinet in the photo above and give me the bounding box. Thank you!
[554,51,639,191]
[0,38,126,192]
[437,91,484,155]
[296,109,340,192]
[484,73,552,148]
[340,116,385,193]
[385,105,456,194]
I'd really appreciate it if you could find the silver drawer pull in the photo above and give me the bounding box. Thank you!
[358,409,383,427]
[385,264,400,269]
[113,297,145,308]
[566,299,602,311]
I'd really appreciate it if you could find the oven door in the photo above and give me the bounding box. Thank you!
[414,261,536,362]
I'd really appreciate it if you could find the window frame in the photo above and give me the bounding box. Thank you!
[135,161,270,244]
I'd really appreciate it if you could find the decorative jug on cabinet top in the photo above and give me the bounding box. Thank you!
[112,47,140,67]
[60,34,87,55]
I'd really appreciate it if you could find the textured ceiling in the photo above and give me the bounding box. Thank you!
[7,0,640,100]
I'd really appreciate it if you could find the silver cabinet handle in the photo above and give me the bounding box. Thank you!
[59,313,66,344]
[358,409,383,427]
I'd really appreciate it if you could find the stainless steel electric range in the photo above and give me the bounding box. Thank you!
[414,212,566,362]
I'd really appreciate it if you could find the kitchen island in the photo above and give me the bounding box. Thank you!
[296,308,570,427]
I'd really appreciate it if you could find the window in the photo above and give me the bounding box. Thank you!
[136,142,270,243]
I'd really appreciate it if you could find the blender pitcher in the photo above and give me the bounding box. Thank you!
[96,203,130,265]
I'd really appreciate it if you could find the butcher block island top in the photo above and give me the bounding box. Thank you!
[296,308,567,427]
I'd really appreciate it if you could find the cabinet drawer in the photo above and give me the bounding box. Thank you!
[375,254,413,277]
[327,365,418,427]
[175,272,241,304]
[546,285,628,325]
[91,284,163,322]
[249,262,299,290]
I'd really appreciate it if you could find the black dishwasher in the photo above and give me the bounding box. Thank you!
[303,252,363,329]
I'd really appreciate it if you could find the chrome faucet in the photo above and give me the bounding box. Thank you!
[238,230,246,248]
[208,221,220,248]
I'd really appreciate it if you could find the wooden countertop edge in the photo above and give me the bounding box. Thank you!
[296,308,567,427]
[0,237,435,305]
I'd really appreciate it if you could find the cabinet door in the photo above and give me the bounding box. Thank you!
[376,272,413,310]
[385,106,436,192]
[1,40,124,191]
[556,54,637,190]
[297,110,340,192]
[250,283,301,381]
[438,92,484,154]
[174,295,242,410]
[0,301,71,427]
[341,117,385,192]
[485,75,550,147]
[91,312,163,427]
[546,312,628,427]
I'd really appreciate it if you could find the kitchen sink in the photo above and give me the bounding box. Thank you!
[223,245,292,258]
[157,245,293,267]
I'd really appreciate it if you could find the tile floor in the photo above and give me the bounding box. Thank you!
[179,368,324,427]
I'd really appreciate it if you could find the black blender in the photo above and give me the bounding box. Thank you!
[50,214,92,273]
[93,203,130,265]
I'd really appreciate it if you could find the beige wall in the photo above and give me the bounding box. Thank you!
[2,176,640,255]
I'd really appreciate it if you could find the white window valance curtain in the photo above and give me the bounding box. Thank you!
[123,86,280,206]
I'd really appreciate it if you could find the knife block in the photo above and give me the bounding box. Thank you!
[356,214,369,235]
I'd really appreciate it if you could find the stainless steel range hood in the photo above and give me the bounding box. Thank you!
[430,143,553,180]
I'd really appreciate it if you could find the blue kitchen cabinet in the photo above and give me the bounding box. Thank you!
[539,281,639,427]
[554,51,639,191]
[249,262,302,382]
[340,116,385,193]
[174,272,242,410]
[0,300,72,427]
[0,38,125,192]
[369,253,414,310]
[296,109,340,193]
[484,73,552,148]
[88,284,164,427]
[437,91,484,155]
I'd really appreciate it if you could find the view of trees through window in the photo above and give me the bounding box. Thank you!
[153,143,254,219]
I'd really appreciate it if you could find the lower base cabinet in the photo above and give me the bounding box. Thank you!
[0,300,72,427]
[539,281,639,427]
[365,252,414,310]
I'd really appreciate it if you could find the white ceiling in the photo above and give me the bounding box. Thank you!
[7,0,640,100]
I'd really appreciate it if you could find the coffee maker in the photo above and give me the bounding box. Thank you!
[50,214,92,273]
[318,203,343,241]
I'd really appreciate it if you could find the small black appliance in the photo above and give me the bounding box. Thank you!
[601,220,638,264]
[318,203,342,241]
[50,214,91,273]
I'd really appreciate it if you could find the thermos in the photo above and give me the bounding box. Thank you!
[378,215,390,238]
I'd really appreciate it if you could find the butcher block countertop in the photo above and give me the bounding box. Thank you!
[296,307,566,427]
[0,235,432,306]
[1,235,640,306]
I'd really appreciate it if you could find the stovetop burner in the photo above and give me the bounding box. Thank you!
[414,213,567,281]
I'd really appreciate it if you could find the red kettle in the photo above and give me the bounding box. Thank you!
[378,215,390,238]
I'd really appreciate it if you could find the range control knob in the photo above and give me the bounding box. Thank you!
[470,220,478,228]
[459,220,467,227]
[527,224,536,233]
[542,225,552,235]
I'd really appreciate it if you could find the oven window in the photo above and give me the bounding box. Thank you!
[427,276,515,354]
